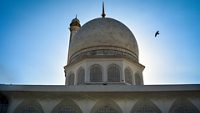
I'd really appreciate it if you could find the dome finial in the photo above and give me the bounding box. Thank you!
[101,2,106,18]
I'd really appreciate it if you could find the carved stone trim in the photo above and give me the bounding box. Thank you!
[69,46,138,64]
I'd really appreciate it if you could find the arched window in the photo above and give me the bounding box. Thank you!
[95,106,118,113]
[0,94,8,113]
[90,64,102,82]
[135,73,142,85]
[131,99,161,113]
[107,64,120,82]
[169,99,200,113]
[68,73,75,85]
[14,101,44,113]
[125,68,133,84]
[52,100,82,113]
[77,67,85,85]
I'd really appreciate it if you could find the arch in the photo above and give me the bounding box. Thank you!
[91,99,122,113]
[135,73,142,85]
[107,64,121,82]
[68,72,75,85]
[169,98,200,113]
[0,93,9,113]
[125,67,133,84]
[90,64,103,82]
[51,99,82,113]
[77,67,85,85]
[14,100,44,113]
[131,99,162,113]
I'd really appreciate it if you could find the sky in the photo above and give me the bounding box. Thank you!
[0,0,200,85]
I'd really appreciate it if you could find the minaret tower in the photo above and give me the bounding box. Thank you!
[68,16,81,63]
[69,15,81,43]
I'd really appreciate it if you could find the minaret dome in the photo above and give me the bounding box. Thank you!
[70,16,81,28]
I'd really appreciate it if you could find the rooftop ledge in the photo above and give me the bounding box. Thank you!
[0,84,200,93]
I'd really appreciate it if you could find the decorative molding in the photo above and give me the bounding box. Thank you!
[69,46,138,65]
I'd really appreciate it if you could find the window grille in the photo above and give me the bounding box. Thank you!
[135,73,141,85]
[95,106,118,113]
[125,68,133,84]
[77,67,85,85]
[56,105,79,113]
[68,73,75,85]
[0,96,8,113]
[107,64,120,82]
[172,105,198,113]
[170,101,200,113]
[19,106,42,113]
[0,103,8,113]
[133,102,161,113]
[90,64,102,82]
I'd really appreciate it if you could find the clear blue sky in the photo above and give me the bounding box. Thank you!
[0,0,200,85]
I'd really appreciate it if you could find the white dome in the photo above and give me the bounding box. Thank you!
[68,17,139,63]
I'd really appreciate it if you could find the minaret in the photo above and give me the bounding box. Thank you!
[65,16,81,83]
[67,16,81,64]
[69,15,81,43]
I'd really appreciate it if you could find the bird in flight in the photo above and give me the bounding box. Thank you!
[155,31,159,37]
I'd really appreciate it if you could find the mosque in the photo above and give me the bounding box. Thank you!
[0,4,200,113]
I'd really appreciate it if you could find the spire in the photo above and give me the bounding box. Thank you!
[101,2,106,18]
